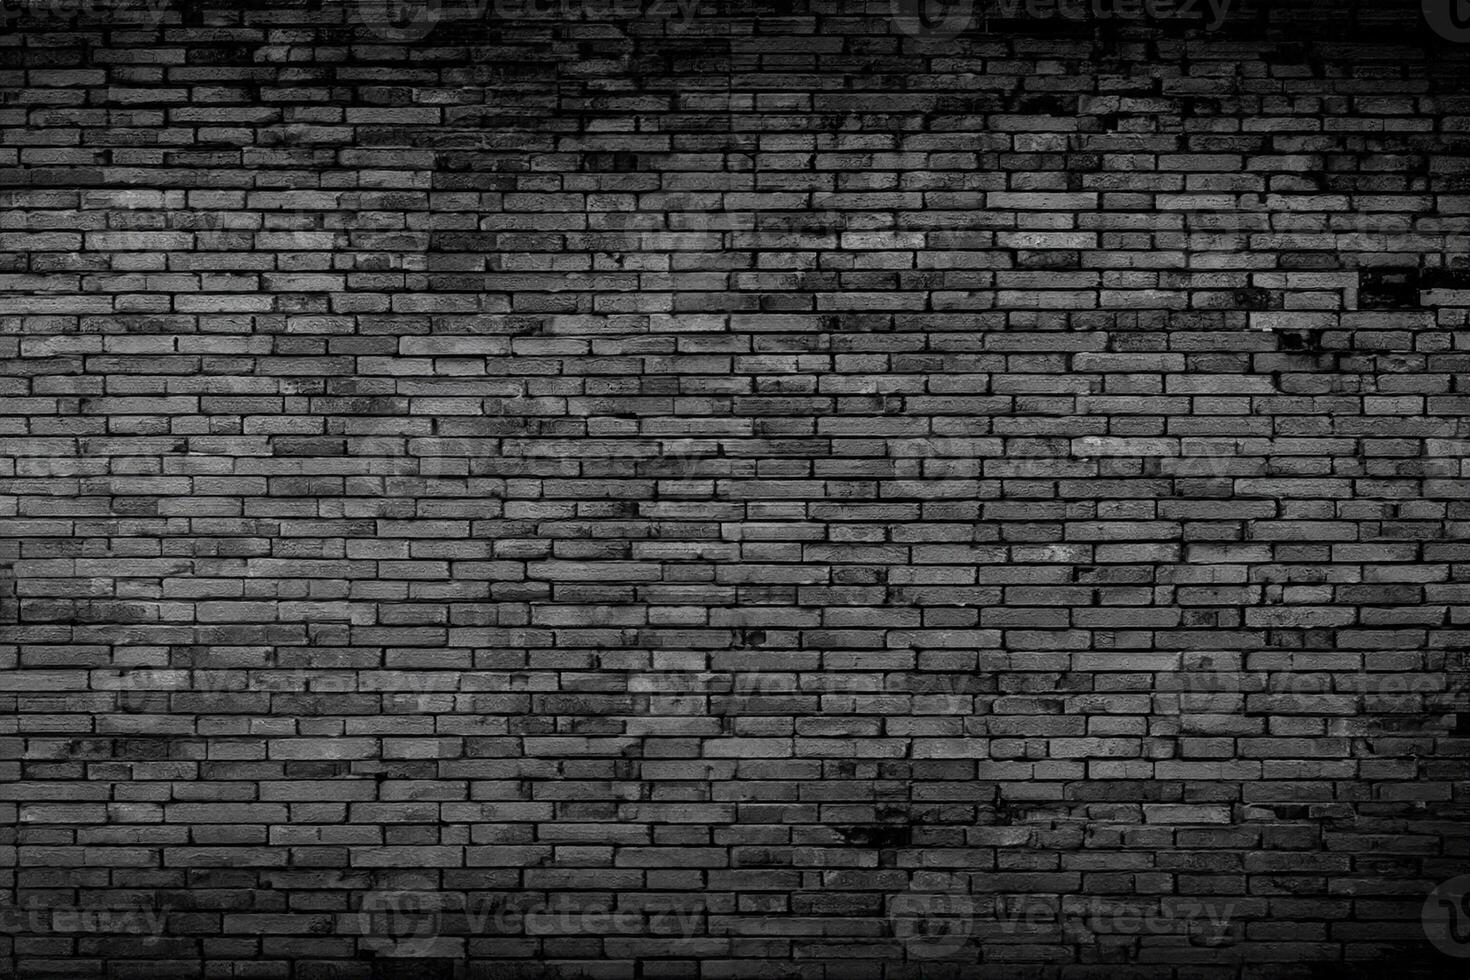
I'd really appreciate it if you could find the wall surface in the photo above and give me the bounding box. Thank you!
[4,0,1470,976]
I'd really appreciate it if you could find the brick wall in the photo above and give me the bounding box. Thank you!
[4,0,1470,976]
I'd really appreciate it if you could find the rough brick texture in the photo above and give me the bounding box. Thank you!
[4,0,1470,977]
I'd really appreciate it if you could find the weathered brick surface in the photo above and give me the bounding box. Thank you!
[3,0,1470,976]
